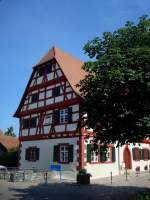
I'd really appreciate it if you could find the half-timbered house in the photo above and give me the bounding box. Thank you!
[14,46,150,178]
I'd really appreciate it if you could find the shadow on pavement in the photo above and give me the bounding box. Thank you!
[8,182,150,200]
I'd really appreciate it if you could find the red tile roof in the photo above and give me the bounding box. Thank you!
[0,129,19,151]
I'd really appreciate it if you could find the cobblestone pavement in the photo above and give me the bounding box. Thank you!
[0,173,149,200]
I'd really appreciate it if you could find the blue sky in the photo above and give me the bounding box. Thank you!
[0,0,150,135]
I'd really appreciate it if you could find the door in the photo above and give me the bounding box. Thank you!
[123,146,132,169]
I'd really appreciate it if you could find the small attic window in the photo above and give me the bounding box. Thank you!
[52,86,60,96]
[45,62,52,74]
[38,68,45,77]
[31,93,39,103]
[38,62,52,76]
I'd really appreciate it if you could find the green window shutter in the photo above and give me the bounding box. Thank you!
[148,150,150,160]
[112,147,116,162]
[68,145,73,162]
[68,107,72,123]
[87,144,91,163]
[141,149,144,160]
[137,148,140,160]
[36,148,40,160]
[54,110,60,124]
[53,145,59,162]
[139,149,142,160]
[132,148,136,160]
[100,146,106,162]
[25,148,30,160]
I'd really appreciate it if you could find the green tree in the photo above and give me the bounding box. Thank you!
[78,15,150,146]
[5,126,16,137]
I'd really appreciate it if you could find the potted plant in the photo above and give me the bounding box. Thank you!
[77,169,92,184]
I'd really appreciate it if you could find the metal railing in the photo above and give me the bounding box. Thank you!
[0,168,76,183]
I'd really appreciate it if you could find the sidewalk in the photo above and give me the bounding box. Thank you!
[91,172,150,188]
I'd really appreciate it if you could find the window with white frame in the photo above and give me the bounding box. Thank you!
[105,147,111,162]
[60,109,68,123]
[60,145,68,163]
[91,150,99,162]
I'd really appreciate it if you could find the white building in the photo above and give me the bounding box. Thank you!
[14,46,150,178]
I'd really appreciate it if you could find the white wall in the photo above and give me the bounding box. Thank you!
[119,143,150,172]
[20,137,79,172]
[85,140,150,179]
[85,143,119,179]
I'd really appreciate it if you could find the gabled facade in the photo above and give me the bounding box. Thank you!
[14,46,150,178]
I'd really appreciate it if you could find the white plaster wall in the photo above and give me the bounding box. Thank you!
[72,113,79,121]
[57,70,62,77]
[28,103,37,109]
[20,137,79,172]
[47,72,54,81]
[46,90,52,98]
[66,87,72,93]
[38,101,44,107]
[72,104,79,112]
[44,126,50,134]
[46,98,54,105]
[55,125,65,132]
[85,144,119,179]
[39,92,45,100]
[37,77,43,84]
[29,128,36,135]
[66,123,77,131]
[55,96,64,103]
[67,94,72,99]
[119,143,150,172]
[85,142,150,178]
[22,130,28,136]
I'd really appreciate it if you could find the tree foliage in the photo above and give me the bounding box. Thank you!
[78,15,150,146]
[4,126,16,137]
[0,150,18,167]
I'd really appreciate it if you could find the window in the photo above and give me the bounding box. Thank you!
[60,145,69,163]
[91,150,99,162]
[100,146,110,162]
[53,144,73,163]
[44,115,52,125]
[31,93,39,103]
[30,117,37,128]
[22,117,37,129]
[38,63,52,76]
[38,68,45,76]
[132,148,140,161]
[143,148,149,160]
[25,147,40,161]
[22,118,30,129]
[52,86,60,96]
[60,109,68,123]
[45,63,52,74]
[87,144,115,163]
[105,147,111,162]
[54,107,72,124]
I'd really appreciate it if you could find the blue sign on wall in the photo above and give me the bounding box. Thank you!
[50,164,62,172]
[50,164,62,182]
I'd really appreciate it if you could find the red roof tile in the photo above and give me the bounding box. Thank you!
[0,129,19,150]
